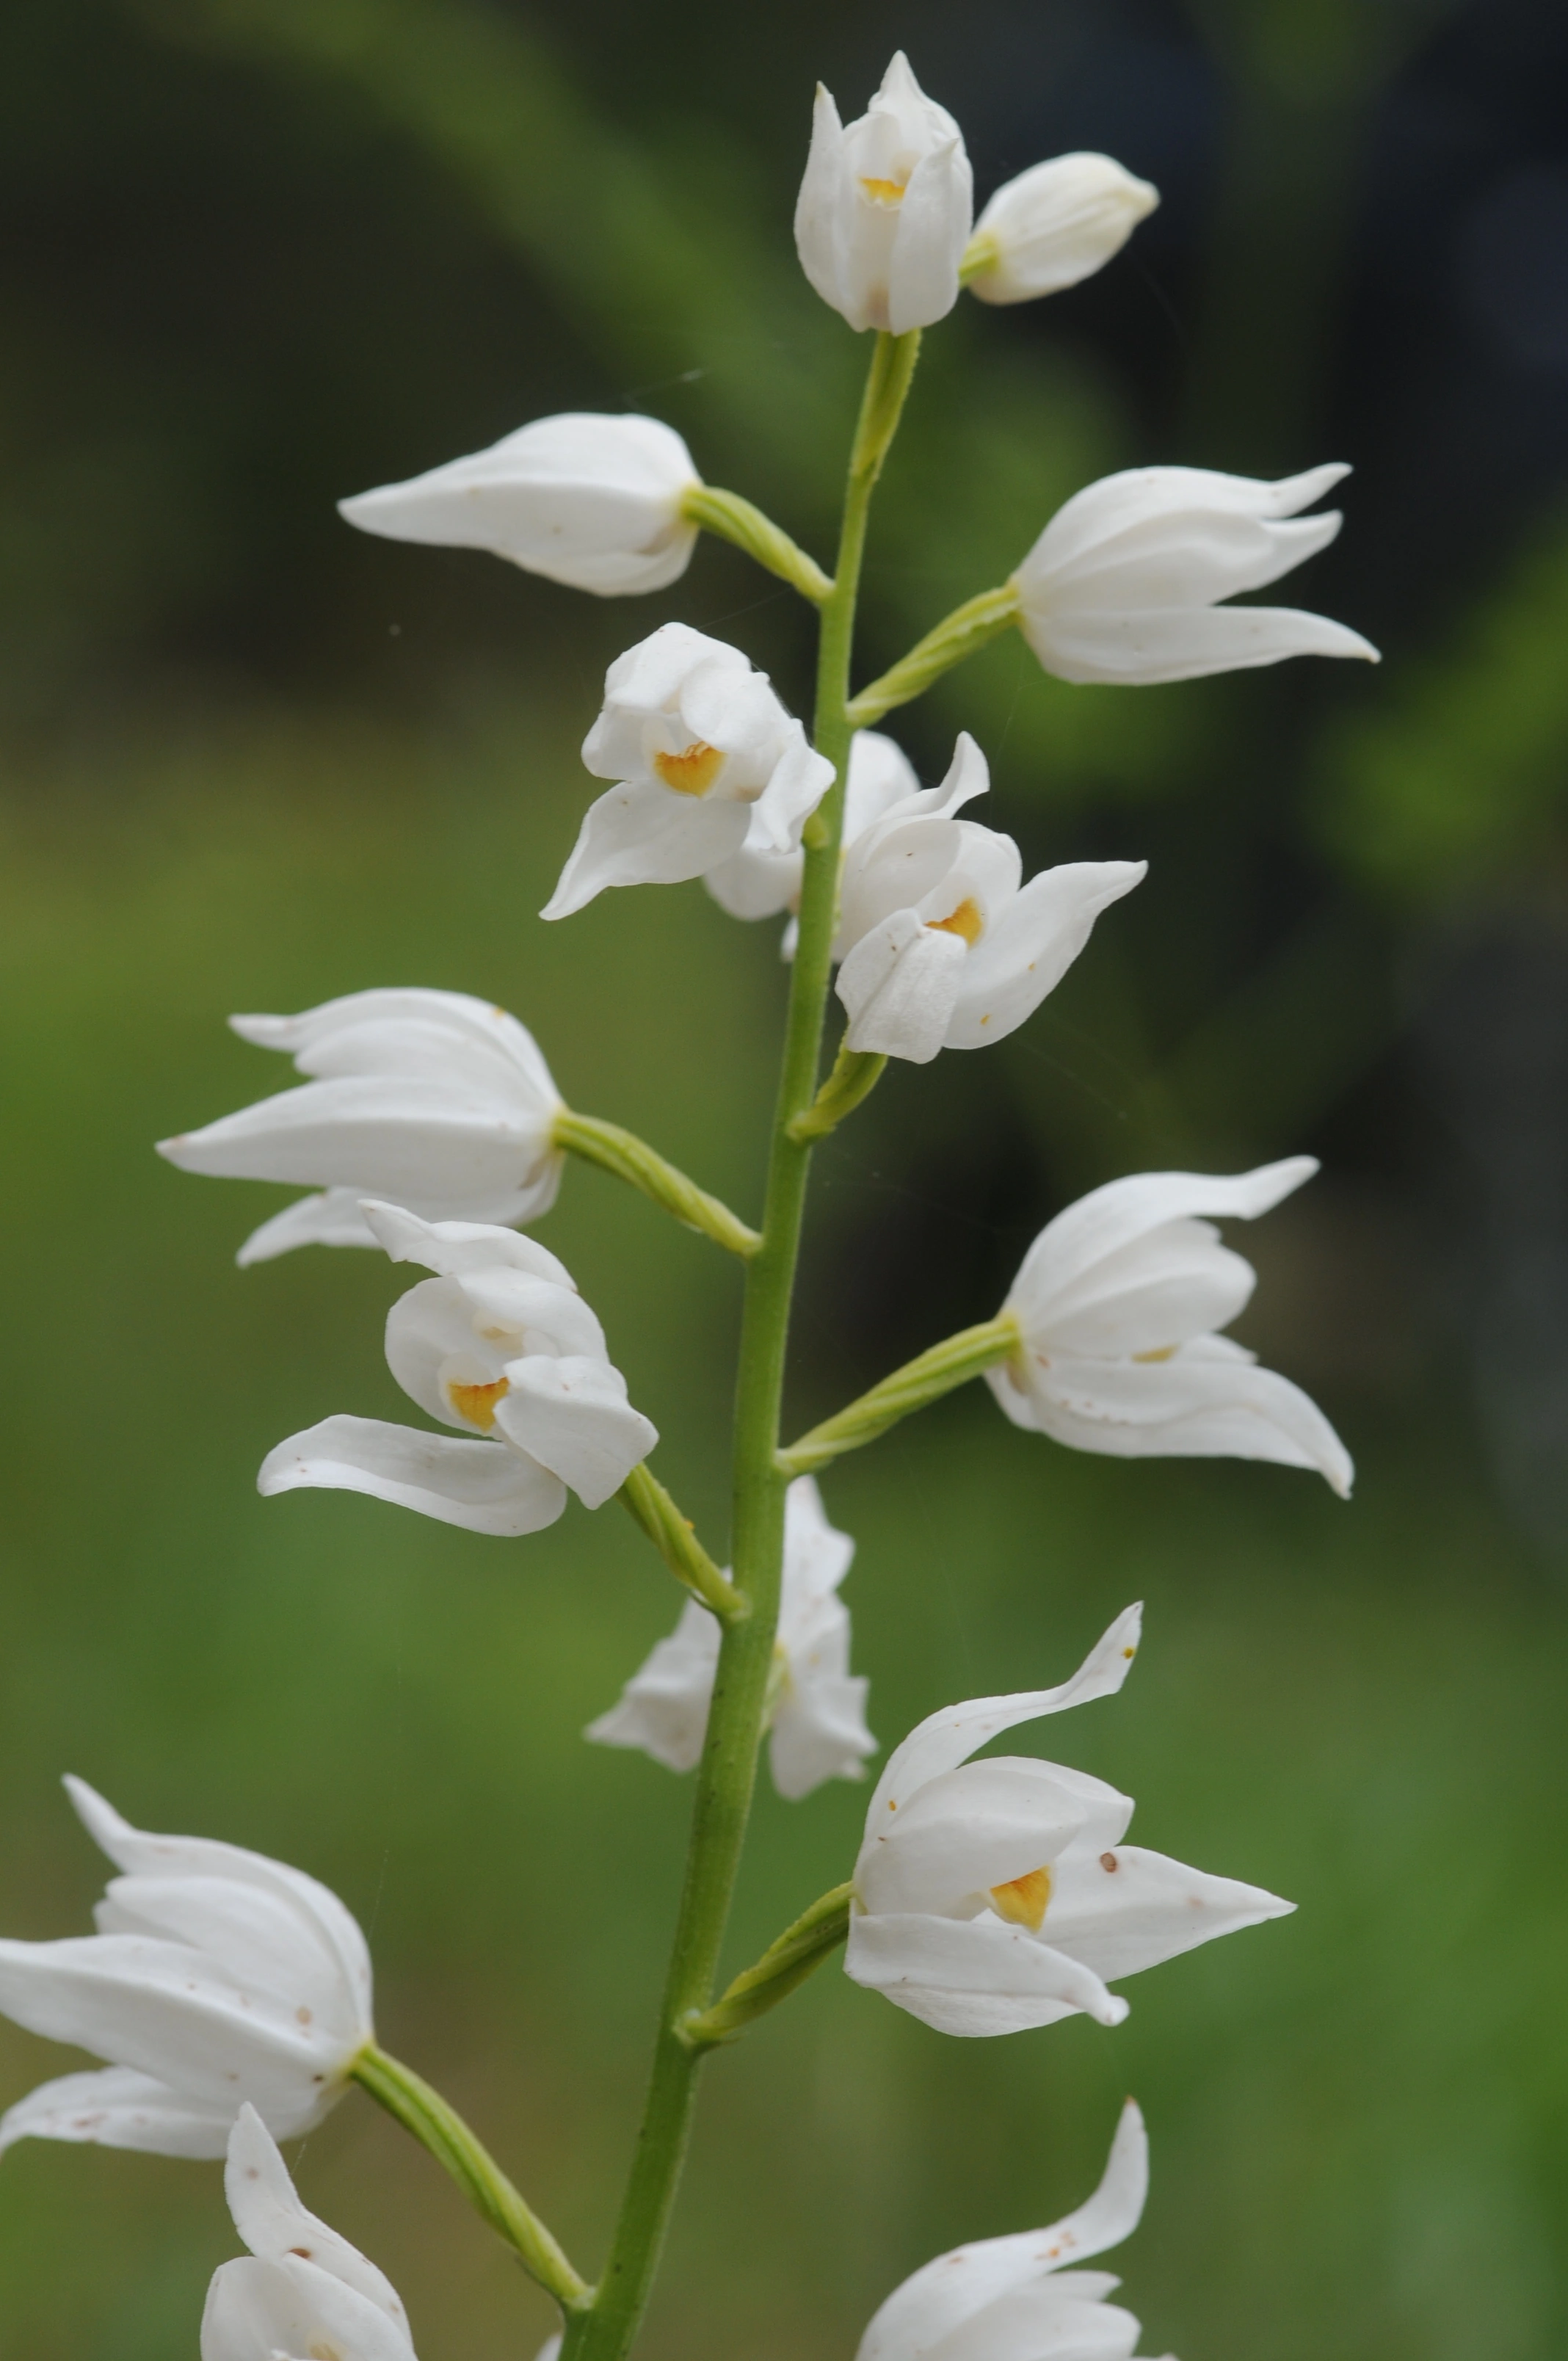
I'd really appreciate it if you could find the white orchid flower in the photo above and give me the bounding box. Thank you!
[844,1604,1292,2035]
[0,1780,373,2160]
[587,1475,874,1799]
[794,52,973,336]
[858,2100,1169,2361]
[158,988,565,1266]
[338,411,700,596]
[260,1201,656,1537]
[832,732,1145,1065]
[705,727,921,938]
[990,1158,1354,1495]
[542,623,834,919]
[1012,462,1380,684]
[967,154,1160,305]
[203,2105,417,2361]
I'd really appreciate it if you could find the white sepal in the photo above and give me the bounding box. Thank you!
[969,154,1158,304]
[338,411,700,595]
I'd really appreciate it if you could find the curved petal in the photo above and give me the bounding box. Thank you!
[843,730,923,841]
[749,727,835,850]
[1032,1222,1257,1359]
[863,1605,1142,1836]
[1006,1159,1317,1328]
[1016,1352,1353,1495]
[1031,506,1343,611]
[857,1758,1095,1918]
[158,1076,553,1203]
[93,1878,364,2050]
[947,861,1146,1048]
[845,1910,1125,2034]
[0,2066,244,2158]
[1023,601,1379,686]
[494,1355,657,1509]
[227,2106,407,2321]
[360,1202,575,1291]
[777,1473,856,1625]
[1017,465,1352,582]
[794,81,854,324]
[258,1416,567,1537]
[769,1673,875,1800]
[236,1191,383,1266]
[969,153,1159,304]
[542,782,751,918]
[585,1597,721,1774]
[235,991,559,1102]
[887,136,972,333]
[703,841,802,921]
[202,2255,415,2361]
[838,912,968,1063]
[1048,1842,1293,1981]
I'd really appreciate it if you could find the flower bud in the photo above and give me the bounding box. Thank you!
[794,53,973,336]
[967,152,1158,304]
[338,412,700,595]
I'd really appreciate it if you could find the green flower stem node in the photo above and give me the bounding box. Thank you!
[780,1313,1023,1474]
[788,1039,888,1143]
[680,1883,855,2050]
[958,230,1002,285]
[618,1465,747,1624]
[553,1109,762,1258]
[352,2043,592,2311]
[846,583,1023,728]
[681,486,834,605]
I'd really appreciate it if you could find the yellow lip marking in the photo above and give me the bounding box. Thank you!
[990,1865,1052,1930]
[859,175,909,206]
[448,1377,510,1432]
[927,896,983,946]
[654,740,725,796]
[1132,1343,1178,1363]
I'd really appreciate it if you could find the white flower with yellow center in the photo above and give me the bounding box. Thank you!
[794,52,973,336]
[542,623,834,919]
[857,2099,1169,2361]
[0,1780,374,2159]
[203,2106,418,2361]
[338,410,700,596]
[1012,463,1379,685]
[990,1159,1354,1493]
[586,1475,874,1799]
[845,1605,1293,2036]
[259,1201,656,1537]
[157,987,565,1265]
[832,732,1145,1064]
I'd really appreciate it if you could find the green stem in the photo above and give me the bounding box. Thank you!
[553,1109,761,1258]
[681,485,834,604]
[560,329,921,2361]
[352,2043,591,2310]
[617,1465,745,1623]
[846,582,1022,728]
[681,1883,854,2050]
[788,1037,887,1143]
[779,1313,1021,1476]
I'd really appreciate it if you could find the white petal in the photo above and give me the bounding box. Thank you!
[236,1192,383,1266]
[845,1911,1125,2034]
[838,912,968,1063]
[1006,1159,1317,1329]
[857,1758,1095,1918]
[233,989,559,1102]
[227,2106,407,2322]
[886,136,972,334]
[1021,600,1379,685]
[493,1355,656,1509]
[777,1473,856,1628]
[843,730,923,841]
[1028,1216,1250,1357]
[1047,1842,1293,1981]
[946,860,1146,1049]
[703,841,802,921]
[863,1605,1142,1836]
[585,1598,721,1774]
[258,1415,567,1537]
[769,1673,876,1800]
[970,153,1159,304]
[360,1201,575,1290]
[0,2066,243,2159]
[1009,1349,1353,1495]
[794,82,855,324]
[203,2255,416,2361]
[1017,464,1352,584]
[542,781,751,918]
[747,726,836,851]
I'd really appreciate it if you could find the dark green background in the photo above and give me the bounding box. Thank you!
[1,2,1566,2357]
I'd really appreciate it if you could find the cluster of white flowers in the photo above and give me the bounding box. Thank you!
[1,46,1380,2361]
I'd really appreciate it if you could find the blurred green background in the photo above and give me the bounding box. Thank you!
[2,1,1567,2356]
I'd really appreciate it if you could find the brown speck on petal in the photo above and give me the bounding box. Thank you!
[1100,1851,1119,1871]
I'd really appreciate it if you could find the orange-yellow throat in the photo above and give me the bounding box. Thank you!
[989,1866,1053,1931]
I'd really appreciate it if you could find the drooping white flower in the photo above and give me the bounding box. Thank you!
[832,732,1145,1064]
[967,153,1160,305]
[0,1780,373,2159]
[857,2100,1168,2361]
[705,727,921,936]
[794,53,973,336]
[158,989,565,1266]
[542,623,834,920]
[844,1604,1293,2036]
[586,1476,874,1799]
[203,2105,417,2361]
[989,1158,1354,1495]
[1012,463,1380,684]
[338,412,700,596]
[260,1202,656,1537]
